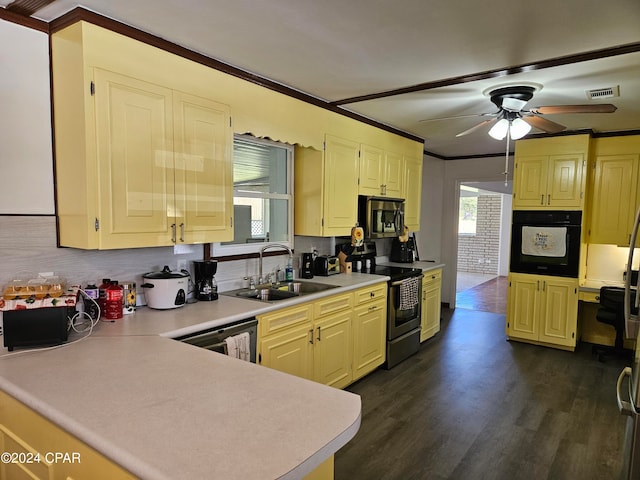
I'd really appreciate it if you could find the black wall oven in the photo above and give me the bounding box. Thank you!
[510,210,581,278]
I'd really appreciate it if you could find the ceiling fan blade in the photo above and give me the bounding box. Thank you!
[529,104,617,115]
[522,115,566,134]
[419,111,498,123]
[455,118,498,137]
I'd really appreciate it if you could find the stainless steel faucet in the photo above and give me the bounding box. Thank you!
[259,244,293,285]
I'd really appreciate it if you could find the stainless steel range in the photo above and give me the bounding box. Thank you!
[336,242,424,369]
[371,265,423,369]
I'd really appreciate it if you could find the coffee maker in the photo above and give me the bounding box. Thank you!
[300,253,315,279]
[193,260,218,301]
[390,237,416,263]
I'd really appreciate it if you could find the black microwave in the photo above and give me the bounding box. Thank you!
[358,195,405,239]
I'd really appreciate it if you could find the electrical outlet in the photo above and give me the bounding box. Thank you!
[177,260,187,272]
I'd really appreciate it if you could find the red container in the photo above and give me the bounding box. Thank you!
[98,278,111,317]
[104,281,124,320]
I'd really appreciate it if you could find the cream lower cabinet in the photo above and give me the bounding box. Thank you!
[258,284,387,388]
[420,268,442,342]
[506,273,579,350]
[352,283,387,381]
[294,135,360,237]
[52,24,233,249]
[0,390,136,480]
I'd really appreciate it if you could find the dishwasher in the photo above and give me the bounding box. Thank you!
[174,318,258,363]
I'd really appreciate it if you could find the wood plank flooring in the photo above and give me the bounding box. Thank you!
[335,307,629,480]
[456,276,509,315]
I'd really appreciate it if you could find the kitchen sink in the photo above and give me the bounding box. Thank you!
[221,281,339,302]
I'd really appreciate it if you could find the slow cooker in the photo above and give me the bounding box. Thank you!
[141,265,189,309]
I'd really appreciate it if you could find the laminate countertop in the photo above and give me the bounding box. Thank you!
[0,273,390,480]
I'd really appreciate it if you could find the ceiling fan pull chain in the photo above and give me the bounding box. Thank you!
[503,130,511,187]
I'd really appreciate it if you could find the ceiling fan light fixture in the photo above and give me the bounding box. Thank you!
[510,117,532,139]
[488,118,509,140]
[502,97,528,112]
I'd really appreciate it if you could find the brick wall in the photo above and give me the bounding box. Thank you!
[457,195,501,274]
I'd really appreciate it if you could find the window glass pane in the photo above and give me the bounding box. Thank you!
[459,197,477,234]
[233,139,289,195]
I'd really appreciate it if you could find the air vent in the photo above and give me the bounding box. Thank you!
[586,86,620,100]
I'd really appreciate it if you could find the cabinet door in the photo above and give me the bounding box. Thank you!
[314,311,352,389]
[538,277,578,347]
[259,323,314,380]
[513,155,548,208]
[173,92,233,243]
[352,300,386,381]
[94,69,174,248]
[384,150,404,198]
[590,155,639,245]
[421,270,442,342]
[547,154,584,207]
[322,135,360,236]
[359,143,384,195]
[507,274,540,342]
[403,156,423,231]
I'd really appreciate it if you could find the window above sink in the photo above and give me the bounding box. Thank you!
[212,135,293,257]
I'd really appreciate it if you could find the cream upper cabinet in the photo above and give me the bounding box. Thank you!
[420,268,442,342]
[403,155,423,231]
[588,136,640,246]
[52,24,232,249]
[512,135,590,210]
[506,273,579,350]
[359,144,403,198]
[295,135,360,237]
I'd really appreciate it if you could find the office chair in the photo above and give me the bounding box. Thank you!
[593,286,634,362]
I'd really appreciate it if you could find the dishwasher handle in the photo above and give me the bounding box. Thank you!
[617,367,638,417]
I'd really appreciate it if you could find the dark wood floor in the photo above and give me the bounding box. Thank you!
[335,307,629,480]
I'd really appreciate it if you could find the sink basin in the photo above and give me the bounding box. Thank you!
[221,281,339,302]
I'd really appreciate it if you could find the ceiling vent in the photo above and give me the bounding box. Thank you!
[586,86,620,100]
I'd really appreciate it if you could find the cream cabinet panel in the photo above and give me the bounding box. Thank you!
[173,92,233,243]
[313,310,353,389]
[420,269,442,342]
[95,70,175,248]
[352,299,386,381]
[358,145,403,197]
[403,155,423,231]
[589,154,639,246]
[295,135,359,237]
[507,273,578,349]
[259,323,315,380]
[0,391,136,480]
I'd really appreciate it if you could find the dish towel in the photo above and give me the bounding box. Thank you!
[399,277,420,311]
[224,332,251,362]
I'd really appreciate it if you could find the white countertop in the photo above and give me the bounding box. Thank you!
[0,273,387,480]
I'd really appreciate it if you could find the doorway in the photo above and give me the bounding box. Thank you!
[455,182,511,314]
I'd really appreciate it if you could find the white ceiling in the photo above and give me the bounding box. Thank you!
[12,0,640,158]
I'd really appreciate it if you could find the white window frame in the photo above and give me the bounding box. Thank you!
[211,134,294,257]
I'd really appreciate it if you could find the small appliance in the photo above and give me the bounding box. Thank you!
[141,265,189,309]
[193,260,218,301]
[390,236,416,263]
[314,255,340,276]
[300,253,315,279]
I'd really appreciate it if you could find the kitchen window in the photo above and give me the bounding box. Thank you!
[212,135,293,256]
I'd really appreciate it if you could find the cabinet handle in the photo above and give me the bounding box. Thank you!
[317,326,321,341]
[370,292,375,298]
[542,281,546,292]
[547,194,551,205]
[537,280,540,291]
[179,223,185,242]
[171,224,176,243]
[541,195,544,205]
[368,305,377,311]
[309,329,314,344]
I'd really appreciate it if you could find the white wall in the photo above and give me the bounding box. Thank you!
[416,155,444,262]
[499,193,513,276]
[0,19,54,214]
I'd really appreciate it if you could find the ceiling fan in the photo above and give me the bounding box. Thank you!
[427,85,617,139]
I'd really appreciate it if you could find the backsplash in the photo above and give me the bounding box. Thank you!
[586,244,640,282]
[0,216,392,303]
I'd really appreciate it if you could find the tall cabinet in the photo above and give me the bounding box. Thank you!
[52,21,233,250]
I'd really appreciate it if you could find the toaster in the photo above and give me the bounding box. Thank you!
[314,255,340,276]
